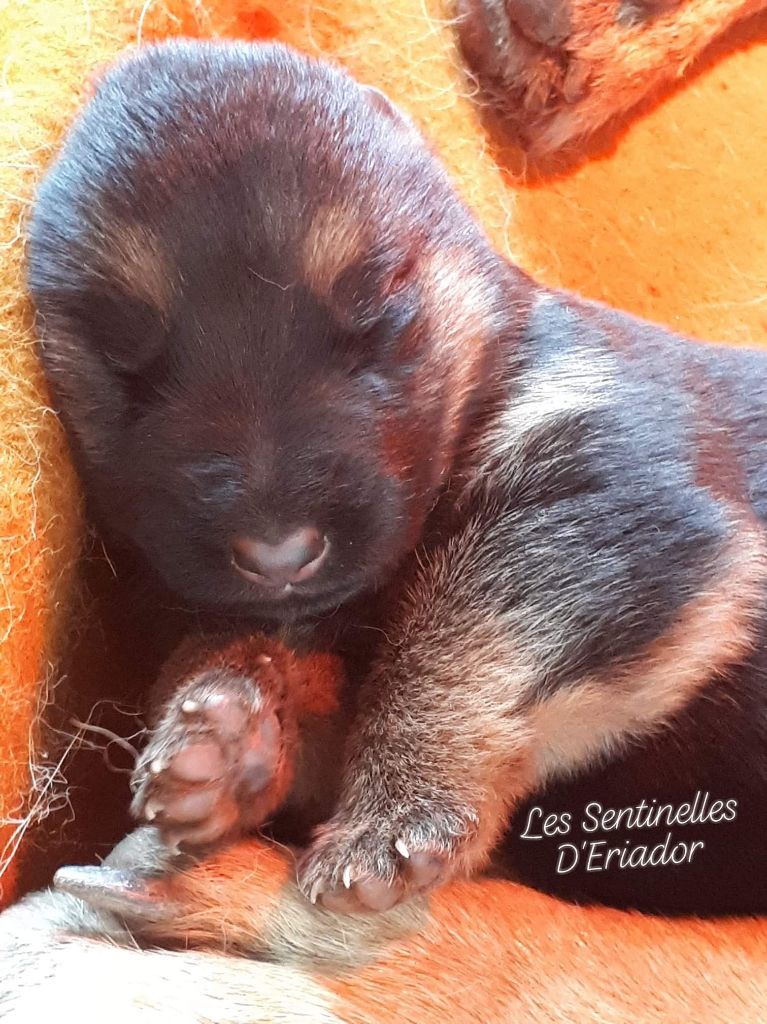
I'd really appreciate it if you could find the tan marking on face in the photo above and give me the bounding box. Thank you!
[302,205,367,299]
[531,522,767,783]
[419,248,498,360]
[418,248,501,451]
[106,222,174,313]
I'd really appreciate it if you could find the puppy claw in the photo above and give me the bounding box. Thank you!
[309,879,323,905]
[144,800,161,822]
[299,804,479,913]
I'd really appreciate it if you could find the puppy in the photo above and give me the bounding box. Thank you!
[27,40,767,919]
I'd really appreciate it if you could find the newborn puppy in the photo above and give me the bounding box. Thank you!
[28,41,767,918]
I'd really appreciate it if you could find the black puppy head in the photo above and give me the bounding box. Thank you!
[28,41,507,620]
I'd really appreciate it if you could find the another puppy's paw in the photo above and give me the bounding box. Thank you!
[131,663,292,850]
[455,0,741,156]
[297,803,479,913]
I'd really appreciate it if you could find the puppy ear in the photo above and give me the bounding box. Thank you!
[362,85,420,137]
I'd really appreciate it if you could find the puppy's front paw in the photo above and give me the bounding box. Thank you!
[298,802,479,913]
[131,661,293,850]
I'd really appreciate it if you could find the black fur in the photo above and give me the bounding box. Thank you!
[28,42,498,621]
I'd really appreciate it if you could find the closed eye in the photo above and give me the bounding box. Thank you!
[341,297,420,375]
[183,457,244,504]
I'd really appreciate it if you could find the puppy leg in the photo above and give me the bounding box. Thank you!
[455,0,767,155]
[131,634,345,849]
[298,434,766,912]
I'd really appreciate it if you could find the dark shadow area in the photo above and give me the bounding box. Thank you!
[14,536,200,895]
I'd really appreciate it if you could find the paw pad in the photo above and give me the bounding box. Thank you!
[132,670,288,850]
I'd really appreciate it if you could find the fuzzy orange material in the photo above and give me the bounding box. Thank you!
[0,2,95,903]
[1,0,766,1016]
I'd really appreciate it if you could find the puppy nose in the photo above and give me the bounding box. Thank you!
[231,528,328,586]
